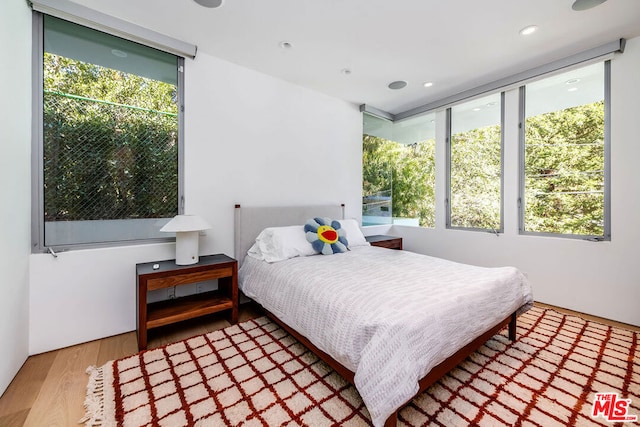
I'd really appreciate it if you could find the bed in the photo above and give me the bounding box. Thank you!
[234,204,533,427]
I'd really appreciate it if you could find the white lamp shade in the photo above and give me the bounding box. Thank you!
[160,215,210,265]
[160,215,210,232]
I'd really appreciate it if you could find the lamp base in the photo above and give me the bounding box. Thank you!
[175,231,199,265]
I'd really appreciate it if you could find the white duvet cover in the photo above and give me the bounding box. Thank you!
[239,246,533,426]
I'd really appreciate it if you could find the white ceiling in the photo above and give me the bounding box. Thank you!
[71,0,640,116]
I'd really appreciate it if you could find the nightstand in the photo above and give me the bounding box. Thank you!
[365,235,403,250]
[136,254,238,350]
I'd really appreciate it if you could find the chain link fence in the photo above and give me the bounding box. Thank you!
[43,91,178,222]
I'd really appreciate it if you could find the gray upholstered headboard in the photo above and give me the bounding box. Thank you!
[234,204,345,266]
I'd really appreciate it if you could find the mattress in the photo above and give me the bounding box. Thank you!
[239,245,533,426]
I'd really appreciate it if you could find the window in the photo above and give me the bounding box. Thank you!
[447,92,503,232]
[33,15,184,250]
[362,112,436,227]
[520,61,609,239]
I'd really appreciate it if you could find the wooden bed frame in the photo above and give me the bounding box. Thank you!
[234,204,518,426]
[266,308,516,427]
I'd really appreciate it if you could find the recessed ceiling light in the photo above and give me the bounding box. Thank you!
[472,107,481,112]
[111,49,127,58]
[423,82,433,88]
[193,0,223,8]
[279,41,294,49]
[519,25,538,36]
[565,78,581,85]
[568,87,579,92]
[388,80,408,90]
[572,0,607,11]
[341,68,352,75]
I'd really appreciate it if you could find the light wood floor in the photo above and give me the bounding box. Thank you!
[0,302,637,427]
[0,303,265,427]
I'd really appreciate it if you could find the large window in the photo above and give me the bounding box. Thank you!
[33,15,184,250]
[447,93,503,232]
[362,112,436,227]
[520,61,609,239]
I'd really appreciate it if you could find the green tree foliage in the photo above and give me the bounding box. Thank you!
[450,125,501,230]
[362,135,435,227]
[524,102,605,235]
[43,53,178,221]
[44,53,176,113]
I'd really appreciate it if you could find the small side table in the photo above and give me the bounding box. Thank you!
[136,254,238,350]
[365,235,403,250]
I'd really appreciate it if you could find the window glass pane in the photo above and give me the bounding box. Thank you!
[44,16,177,85]
[523,62,605,236]
[362,112,436,227]
[43,16,179,247]
[449,93,502,230]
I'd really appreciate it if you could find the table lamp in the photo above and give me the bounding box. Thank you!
[160,215,211,265]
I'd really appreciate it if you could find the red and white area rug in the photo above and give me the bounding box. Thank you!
[82,306,639,426]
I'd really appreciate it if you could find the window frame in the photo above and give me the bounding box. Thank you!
[30,11,185,253]
[445,92,505,234]
[517,60,611,241]
[361,111,437,228]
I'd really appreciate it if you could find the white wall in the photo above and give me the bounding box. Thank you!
[184,52,363,257]
[391,37,640,327]
[29,50,362,354]
[0,1,31,395]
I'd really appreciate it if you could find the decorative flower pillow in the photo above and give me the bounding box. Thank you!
[304,217,349,255]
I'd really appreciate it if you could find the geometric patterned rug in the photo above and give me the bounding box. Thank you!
[82,306,639,426]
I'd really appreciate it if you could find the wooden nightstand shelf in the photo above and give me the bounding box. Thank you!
[366,234,403,250]
[136,254,238,350]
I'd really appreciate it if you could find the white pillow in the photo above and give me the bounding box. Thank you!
[338,219,370,247]
[247,225,316,263]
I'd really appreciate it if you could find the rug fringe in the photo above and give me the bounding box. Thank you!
[79,365,107,426]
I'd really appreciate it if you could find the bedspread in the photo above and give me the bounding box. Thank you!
[239,246,533,426]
